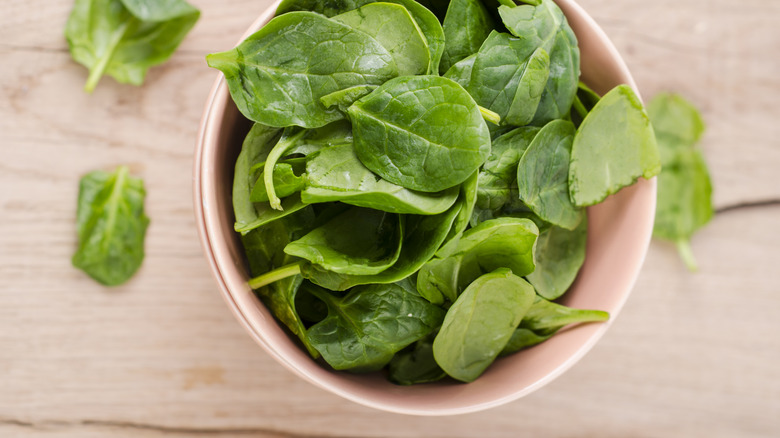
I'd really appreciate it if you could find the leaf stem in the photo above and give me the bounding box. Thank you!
[572,95,588,121]
[247,261,303,289]
[85,20,131,93]
[675,239,698,272]
[264,129,306,211]
[478,106,501,125]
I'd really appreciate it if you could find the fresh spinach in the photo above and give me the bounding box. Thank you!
[72,166,149,286]
[648,93,712,271]
[526,217,587,300]
[320,85,379,114]
[433,269,536,382]
[387,333,447,385]
[66,0,200,92]
[306,281,446,371]
[249,160,306,203]
[501,296,609,355]
[476,126,540,212]
[349,75,491,192]
[569,85,661,207]
[439,0,495,74]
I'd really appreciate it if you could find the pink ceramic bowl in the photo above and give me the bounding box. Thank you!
[194,0,656,415]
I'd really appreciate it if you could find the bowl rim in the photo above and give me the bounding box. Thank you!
[193,0,656,416]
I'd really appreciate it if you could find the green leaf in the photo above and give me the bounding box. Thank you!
[65,0,199,92]
[302,143,460,215]
[387,333,447,385]
[476,126,541,211]
[72,166,149,286]
[206,12,398,129]
[433,269,536,382]
[439,0,495,74]
[570,81,601,127]
[333,3,430,76]
[306,282,446,371]
[648,93,712,271]
[441,171,479,247]
[249,160,306,203]
[285,207,403,275]
[320,85,378,113]
[569,85,661,207]
[526,217,587,300]
[349,75,491,192]
[501,296,608,355]
[516,119,582,230]
[417,217,539,304]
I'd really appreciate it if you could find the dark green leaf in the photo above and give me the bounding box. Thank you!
[526,217,587,300]
[441,171,479,247]
[320,85,378,113]
[476,126,540,211]
[387,333,447,385]
[439,0,495,74]
[72,166,149,286]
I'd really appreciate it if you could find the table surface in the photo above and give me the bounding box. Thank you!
[2,0,779,436]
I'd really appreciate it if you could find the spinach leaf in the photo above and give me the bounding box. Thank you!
[417,217,539,304]
[387,333,447,385]
[302,143,460,215]
[516,119,582,230]
[441,171,479,247]
[232,124,307,234]
[433,268,536,382]
[501,296,608,355]
[206,12,398,129]
[306,282,446,371]
[526,217,587,300]
[569,85,661,207]
[349,75,491,192]
[439,0,495,74]
[249,160,306,203]
[276,0,445,74]
[476,126,540,211]
[66,0,200,92]
[72,166,149,286]
[285,207,404,275]
[333,3,430,76]
[648,93,712,271]
[320,85,378,113]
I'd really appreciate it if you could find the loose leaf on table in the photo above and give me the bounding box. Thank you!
[332,3,429,76]
[65,0,200,92]
[305,282,446,371]
[476,126,540,212]
[302,143,460,215]
[284,206,404,276]
[647,93,712,271]
[439,0,495,74]
[276,0,445,74]
[516,119,582,230]
[446,31,550,128]
[417,217,539,305]
[387,333,447,385]
[433,269,536,382]
[349,75,491,192]
[72,166,149,286]
[501,296,609,355]
[569,85,661,207]
[526,217,587,300]
[206,12,398,129]
[233,124,307,234]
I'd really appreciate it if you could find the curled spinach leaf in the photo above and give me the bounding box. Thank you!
[349,75,491,192]
[433,268,536,382]
[439,0,495,74]
[526,217,587,300]
[72,166,149,286]
[66,0,200,92]
[320,85,378,113]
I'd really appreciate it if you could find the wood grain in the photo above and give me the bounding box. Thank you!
[1,0,779,437]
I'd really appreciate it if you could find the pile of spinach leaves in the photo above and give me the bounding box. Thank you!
[208,0,661,384]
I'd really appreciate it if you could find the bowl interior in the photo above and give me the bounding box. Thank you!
[194,0,656,416]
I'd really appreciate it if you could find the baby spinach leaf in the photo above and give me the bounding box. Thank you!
[349,75,491,192]
[276,0,445,74]
[526,217,587,300]
[302,143,460,215]
[306,282,446,371]
[417,217,539,304]
[284,207,404,275]
[72,166,149,286]
[387,333,447,385]
[441,171,479,247]
[439,0,495,74]
[569,85,661,207]
[476,126,540,211]
[333,3,430,76]
[648,93,712,271]
[66,0,200,92]
[206,12,398,129]
[320,85,378,114]
[433,268,536,382]
[501,296,609,355]
[516,119,582,230]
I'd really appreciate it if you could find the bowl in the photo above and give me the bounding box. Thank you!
[193,0,656,415]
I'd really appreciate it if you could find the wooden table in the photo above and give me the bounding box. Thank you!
[2,0,779,436]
